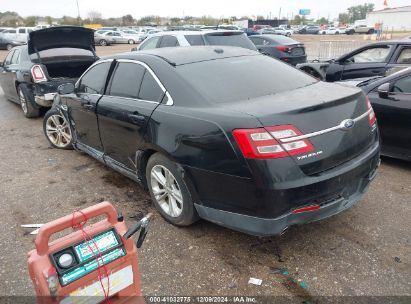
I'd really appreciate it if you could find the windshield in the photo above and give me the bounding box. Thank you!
[177,55,316,103]
[204,32,257,51]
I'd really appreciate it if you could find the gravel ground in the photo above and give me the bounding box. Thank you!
[0,34,410,300]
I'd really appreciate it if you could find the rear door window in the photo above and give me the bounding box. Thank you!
[78,61,112,94]
[108,62,145,99]
[138,71,163,102]
[18,28,25,34]
[139,37,161,50]
[10,49,20,64]
[185,35,205,46]
[396,48,411,64]
[159,35,179,48]
[4,50,14,65]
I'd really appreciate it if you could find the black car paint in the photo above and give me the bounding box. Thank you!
[357,68,411,160]
[249,34,307,66]
[52,47,380,236]
[325,41,411,82]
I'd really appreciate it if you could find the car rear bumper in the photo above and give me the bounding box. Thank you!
[282,55,307,66]
[187,141,380,236]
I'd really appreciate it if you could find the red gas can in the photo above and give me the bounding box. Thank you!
[27,202,145,303]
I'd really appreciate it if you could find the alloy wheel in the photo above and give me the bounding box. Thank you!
[19,89,28,114]
[100,40,107,46]
[150,165,183,217]
[45,114,72,148]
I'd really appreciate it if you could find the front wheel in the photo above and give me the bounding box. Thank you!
[146,153,199,226]
[99,39,108,46]
[43,109,73,149]
[128,39,135,44]
[6,44,13,51]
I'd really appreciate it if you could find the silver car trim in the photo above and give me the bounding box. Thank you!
[280,108,372,143]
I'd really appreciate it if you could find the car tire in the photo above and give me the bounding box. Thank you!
[146,153,199,226]
[99,39,108,46]
[18,84,40,118]
[6,44,13,51]
[286,32,291,37]
[128,39,135,44]
[43,109,73,149]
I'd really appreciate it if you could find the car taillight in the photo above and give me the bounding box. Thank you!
[31,64,47,83]
[275,45,289,52]
[366,96,376,126]
[232,125,314,159]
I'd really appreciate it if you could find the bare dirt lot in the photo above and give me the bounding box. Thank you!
[0,33,410,301]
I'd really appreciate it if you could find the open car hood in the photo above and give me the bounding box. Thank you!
[28,26,95,55]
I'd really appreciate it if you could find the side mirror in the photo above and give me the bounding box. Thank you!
[131,46,138,52]
[0,62,3,67]
[57,83,75,95]
[377,82,391,99]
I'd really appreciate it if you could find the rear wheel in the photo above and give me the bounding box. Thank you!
[6,44,13,51]
[99,39,108,46]
[146,153,199,226]
[18,84,40,118]
[43,109,73,149]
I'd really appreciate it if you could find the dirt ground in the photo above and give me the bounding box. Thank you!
[0,33,410,301]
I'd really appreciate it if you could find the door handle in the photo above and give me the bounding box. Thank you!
[128,112,145,122]
[82,103,94,110]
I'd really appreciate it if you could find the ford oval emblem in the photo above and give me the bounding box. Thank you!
[340,119,355,131]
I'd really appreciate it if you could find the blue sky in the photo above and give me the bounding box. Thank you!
[2,0,410,20]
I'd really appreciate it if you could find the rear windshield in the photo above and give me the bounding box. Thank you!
[176,55,316,103]
[204,32,257,51]
[29,48,94,61]
[265,35,298,45]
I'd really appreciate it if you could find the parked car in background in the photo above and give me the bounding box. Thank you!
[346,25,375,35]
[257,27,292,36]
[120,29,145,43]
[94,31,116,46]
[0,36,25,50]
[341,68,411,160]
[249,34,306,65]
[44,46,379,236]
[0,26,98,118]
[298,26,320,34]
[1,27,34,42]
[321,27,346,35]
[243,28,259,36]
[297,40,411,81]
[135,30,257,52]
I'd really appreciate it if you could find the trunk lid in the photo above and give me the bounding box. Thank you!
[28,26,95,56]
[224,81,376,175]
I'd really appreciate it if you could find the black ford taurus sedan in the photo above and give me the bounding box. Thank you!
[43,46,380,236]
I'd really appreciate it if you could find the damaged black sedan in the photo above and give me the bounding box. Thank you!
[44,46,380,236]
[0,26,97,118]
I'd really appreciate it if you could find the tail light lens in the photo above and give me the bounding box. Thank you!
[366,96,376,126]
[31,64,47,83]
[275,45,289,52]
[233,125,314,159]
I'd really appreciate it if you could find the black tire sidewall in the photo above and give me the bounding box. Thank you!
[146,153,198,226]
[43,109,74,150]
[18,84,40,118]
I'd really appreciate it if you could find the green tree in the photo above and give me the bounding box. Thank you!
[338,13,350,24]
[121,14,134,26]
[24,16,38,26]
[347,3,374,23]
[316,17,328,25]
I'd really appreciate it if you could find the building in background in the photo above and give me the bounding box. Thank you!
[366,6,411,31]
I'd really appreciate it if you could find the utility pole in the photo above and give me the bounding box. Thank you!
[75,0,81,24]
[278,7,281,20]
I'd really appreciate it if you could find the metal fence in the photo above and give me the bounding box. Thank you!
[308,40,369,61]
